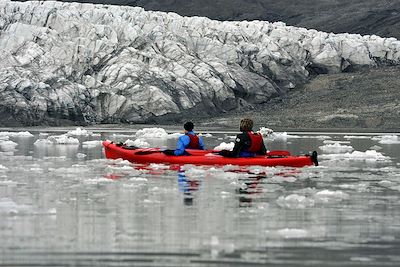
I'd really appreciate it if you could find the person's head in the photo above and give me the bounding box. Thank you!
[184,121,194,132]
[240,118,253,132]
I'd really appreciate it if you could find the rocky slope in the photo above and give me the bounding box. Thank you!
[1,1,400,126]
[53,0,400,39]
[201,66,400,131]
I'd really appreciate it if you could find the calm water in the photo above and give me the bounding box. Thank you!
[0,127,400,266]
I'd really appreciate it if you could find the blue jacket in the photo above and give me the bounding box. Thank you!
[174,131,205,156]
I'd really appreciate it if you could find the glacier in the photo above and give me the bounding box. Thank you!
[0,0,399,125]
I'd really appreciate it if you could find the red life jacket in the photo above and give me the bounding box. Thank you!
[187,133,201,149]
[246,132,263,153]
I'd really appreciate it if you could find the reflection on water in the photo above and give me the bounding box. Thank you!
[0,128,400,266]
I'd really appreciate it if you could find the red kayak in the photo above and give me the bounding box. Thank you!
[102,141,318,167]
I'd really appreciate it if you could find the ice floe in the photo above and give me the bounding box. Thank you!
[84,177,115,184]
[344,135,371,139]
[372,135,400,144]
[320,150,390,161]
[67,127,91,136]
[276,194,315,209]
[124,138,150,148]
[258,127,274,137]
[76,153,87,158]
[314,190,349,203]
[0,140,18,152]
[0,131,33,138]
[0,165,9,171]
[214,142,235,151]
[82,140,102,147]
[269,132,301,140]
[0,198,32,215]
[319,142,354,153]
[277,228,308,239]
[135,128,169,139]
[42,135,80,145]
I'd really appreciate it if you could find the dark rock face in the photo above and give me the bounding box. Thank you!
[41,0,400,39]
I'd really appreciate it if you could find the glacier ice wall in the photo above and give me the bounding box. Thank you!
[0,0,399,125]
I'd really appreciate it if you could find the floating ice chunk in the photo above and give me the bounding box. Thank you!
[0,132,9,139]
[30,167,44,172]
[148,163,170,170]
[0,164,8,171]
[129,177,148,182]
[350,257,372,262]
[0,198,31,214]
[278,228,308,239]
[258,127,274,136]
[271,132,300,140]
[39,133,49,137]
[0,180,15,185]
[315,135,332,140]
[372,135,400,144]
[48,135,79,145]
[82,140,102,147]
[214,142,234,151]
[314,190,349,203]
[276,194,315,209]
[199,133,213,137]
[46,208,57,215]
[135,128,168,139]
[271,176,297,183]
[67,127,90,136]
[344,135,371,139]
[76,153,87,158]
[34,139,53,146]
[12,131,34,137]
[319,142,354,153]
[323,140,351,144]
[378,180,393,187]
[369,145,382,150]
[0,140,18,151]
[320,150,390,161]
[337,183,369,192]
[184,167,206,177]
[84,177,114,184]
[168,132,184,139]
[106,164,136,172]
[124,138,150,148]
[112,133,135,138]
[0,131,33,138]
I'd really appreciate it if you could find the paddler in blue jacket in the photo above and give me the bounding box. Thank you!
[219,118,266,157]
[163,121,205,156]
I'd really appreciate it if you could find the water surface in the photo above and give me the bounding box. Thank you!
[0,128,399,266]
